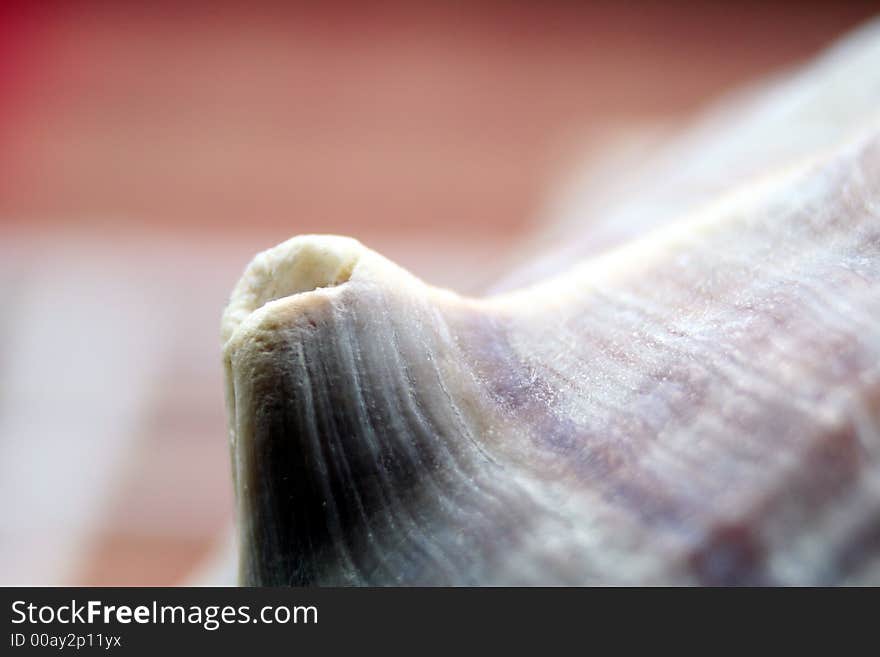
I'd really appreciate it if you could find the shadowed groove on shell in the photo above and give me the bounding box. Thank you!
[222,22,880,586]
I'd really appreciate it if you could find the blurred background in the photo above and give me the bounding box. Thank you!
[1,1,877,585]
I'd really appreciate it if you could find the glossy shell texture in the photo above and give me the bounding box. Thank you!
[223,20,880,585]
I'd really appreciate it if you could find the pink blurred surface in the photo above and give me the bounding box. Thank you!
[0,2,876,585]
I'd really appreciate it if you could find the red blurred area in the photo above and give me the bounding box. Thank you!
[2,1,877,240]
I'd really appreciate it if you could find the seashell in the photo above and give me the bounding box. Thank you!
[222,22,880,585]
